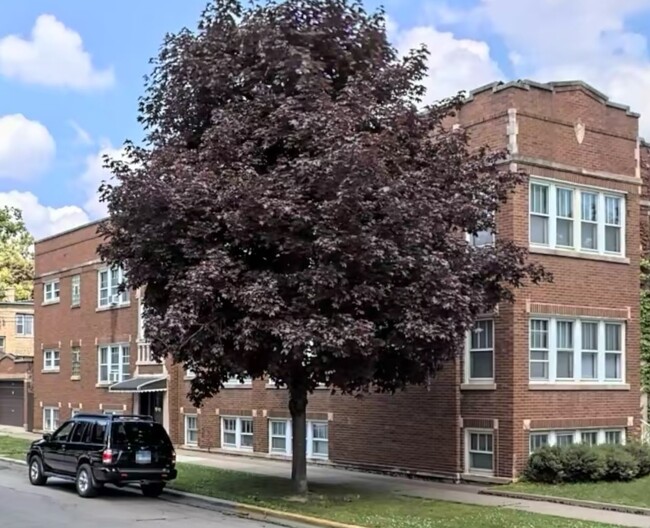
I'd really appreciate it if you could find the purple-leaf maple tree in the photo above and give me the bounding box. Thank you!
[98,0,550,493]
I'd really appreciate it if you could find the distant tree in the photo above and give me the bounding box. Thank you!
[0,207,33,301]
[98,0,549,494]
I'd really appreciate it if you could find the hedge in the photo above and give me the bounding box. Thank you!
[524,442,650,483]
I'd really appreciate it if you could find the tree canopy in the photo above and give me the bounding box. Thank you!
[0,206,34,301]
[98,0,549,492]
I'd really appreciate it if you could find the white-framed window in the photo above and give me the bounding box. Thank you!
[224,376,253,387]
[221,417,254,451]
[469,229,495,247]
[103,410,123,416]
[309,421,329,459]
[43,349,60,371]
[529,318,625,384]
[71,408,81,417]
[269,419,291,455]
[97,344,130,383]
[71,275,81,306]
[529,179,625,256]
[71,347,81,377]
[466,319,494,382]
[43,280,60,303]
[43,407,59,432]
[267,419,330,459]
[185,415,198,446]
[530,429,625,453]
[466,430,493,475]
[98,266,129,307]
[16,313,33,337]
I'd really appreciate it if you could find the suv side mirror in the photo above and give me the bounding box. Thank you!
[42,433,51,442]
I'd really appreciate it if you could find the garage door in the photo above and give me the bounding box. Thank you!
[0,381,24,427]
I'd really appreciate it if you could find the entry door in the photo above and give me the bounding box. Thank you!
[140,392,164,424]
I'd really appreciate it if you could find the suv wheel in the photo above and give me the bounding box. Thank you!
[75,464,98,498]
[141,483,165,498]
[28,456,47,486]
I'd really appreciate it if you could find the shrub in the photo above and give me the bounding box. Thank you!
[599,445,640,481]
[524,446,565,483]
[560,444,606,482]
[623,442,650,477]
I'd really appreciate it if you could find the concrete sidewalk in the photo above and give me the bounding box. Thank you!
[176,449,650,527]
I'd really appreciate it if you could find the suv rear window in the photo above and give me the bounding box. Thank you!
[110,422,172,449]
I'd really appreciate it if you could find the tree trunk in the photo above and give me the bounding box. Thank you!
[289,381,308,495]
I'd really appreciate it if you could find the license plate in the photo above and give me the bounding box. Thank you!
[136,451,151,464]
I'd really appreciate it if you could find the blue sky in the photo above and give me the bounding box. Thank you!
[2,0,650,238]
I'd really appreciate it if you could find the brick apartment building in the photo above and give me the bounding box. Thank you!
[33,79,644,481]
[0,290,34,429]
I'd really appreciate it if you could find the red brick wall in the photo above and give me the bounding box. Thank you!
[33,222,136,429]
[0,356,31,377]
[456,82,641,478]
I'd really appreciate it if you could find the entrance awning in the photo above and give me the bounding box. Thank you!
[109,376,167,393]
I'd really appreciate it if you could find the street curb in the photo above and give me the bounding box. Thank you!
[162,487,366,528]
[0,456,26,466]
[480,488,650,517]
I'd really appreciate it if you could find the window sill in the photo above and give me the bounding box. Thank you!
[461,383,497,391]
[16,335,33,339]
[223,384,253,389]
[71,303,80,309]
[221,446,254,453]
[184,376,196,381]
[529,246,629,264]
[42,299,61,306]
[95,382,113,388]
[96,303,131,312]
[529,383,630,391]
[136,361,162,366]
[41,369,60,374]
[70,376,80,381]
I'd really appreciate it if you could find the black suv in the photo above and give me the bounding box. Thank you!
[26,413,177,498]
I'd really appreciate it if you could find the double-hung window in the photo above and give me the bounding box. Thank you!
[185,415,198,446]
[221,417,254,451]
[529,180,625,256]
[43,349,60,371]
[467,320,494,382]
[43,407,59,432]
[98,344,130,383]
[43,280,60,303]
[529,318,625,384]
[467,430,493,475]
[268,420,329,459]
[98,267,129,308]
[16,314,33,337]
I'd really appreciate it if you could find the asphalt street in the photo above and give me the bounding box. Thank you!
[0,460,277,528]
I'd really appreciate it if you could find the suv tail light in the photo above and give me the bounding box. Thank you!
[102,449,113,465]
[172,451,176,464]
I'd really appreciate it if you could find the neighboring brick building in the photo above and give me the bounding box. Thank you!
[33,79,642,481]
[0,290,34,429]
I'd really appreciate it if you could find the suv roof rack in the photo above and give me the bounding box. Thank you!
[74,413,153,421]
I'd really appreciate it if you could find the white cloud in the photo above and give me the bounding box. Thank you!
[0,191,89,239]
[79,143,125,219]
[0,14,114,90]
[445,0,650,135]
[391,21,502,106]
[0,114,55,180]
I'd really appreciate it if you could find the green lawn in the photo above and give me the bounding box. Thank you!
[0,435,30,461]
[0,436,622,527]
[170,463,619,528]
[501,478,650,510]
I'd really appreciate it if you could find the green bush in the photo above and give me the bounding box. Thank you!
[524,446,565,484]
[560,444,606,482]
[623,442,650,477]
[599,445,639,481]
[524,442,650,483]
